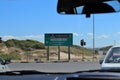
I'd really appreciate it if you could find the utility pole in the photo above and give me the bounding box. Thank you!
[93,14,95,61]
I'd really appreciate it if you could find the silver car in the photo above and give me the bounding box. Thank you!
[102,46,120,69]
[0,58,9,72]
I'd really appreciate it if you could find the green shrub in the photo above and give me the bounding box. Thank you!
[5,39,45,51]
[0,53,21,60]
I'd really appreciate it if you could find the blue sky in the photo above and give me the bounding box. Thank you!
[0,0,120,48]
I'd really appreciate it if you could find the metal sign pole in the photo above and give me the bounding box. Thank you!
[68,46,70,61]
[47,46,49,61]
[58,46,60,61]
[27,51,29,62]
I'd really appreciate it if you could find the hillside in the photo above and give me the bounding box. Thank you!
[5,39,45,50]
[0,39,46,61]
[99,45,112,51]
[0,39,100,62]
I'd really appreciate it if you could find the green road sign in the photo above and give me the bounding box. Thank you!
[45,33,73,46]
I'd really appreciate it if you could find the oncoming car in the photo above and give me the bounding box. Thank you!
[0,58,9,72]
[101,46,120,69]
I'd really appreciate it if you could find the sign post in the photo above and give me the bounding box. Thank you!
[47,46,49,61]
[58,46,60,61]
[68,46,70,61]
[45,33,73,46]
[45,33,73,61]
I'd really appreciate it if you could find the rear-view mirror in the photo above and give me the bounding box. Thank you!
[57,0,120,17]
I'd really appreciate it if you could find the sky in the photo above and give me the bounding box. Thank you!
[0,0,120,48]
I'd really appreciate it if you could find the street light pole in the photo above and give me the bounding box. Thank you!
[93,14,95,61]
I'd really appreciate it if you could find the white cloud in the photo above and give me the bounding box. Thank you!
[23,35,44,39]
[2,36,17,41]
[98,35,109,39]
[1,35,44,41]
[80,34,84,36]
[87,33,93,38]
[73,32,84,37]
[73,32,79,36]
[117,32,120,35]
[87,33,109,39]
[95,43,110,48]
[87,33,93,36]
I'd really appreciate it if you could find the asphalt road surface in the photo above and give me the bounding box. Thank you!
[7,61,101,72]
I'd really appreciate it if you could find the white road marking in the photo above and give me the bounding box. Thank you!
[54,77,58,80]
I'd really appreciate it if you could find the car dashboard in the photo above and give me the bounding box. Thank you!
[1,70,120,80]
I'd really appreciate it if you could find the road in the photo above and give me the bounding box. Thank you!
[7,61,101,72]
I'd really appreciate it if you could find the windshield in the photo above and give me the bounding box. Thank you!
[0,0,120,73]
[105,47,120,63]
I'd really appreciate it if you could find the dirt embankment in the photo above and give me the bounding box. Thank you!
[49,52,101,61]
